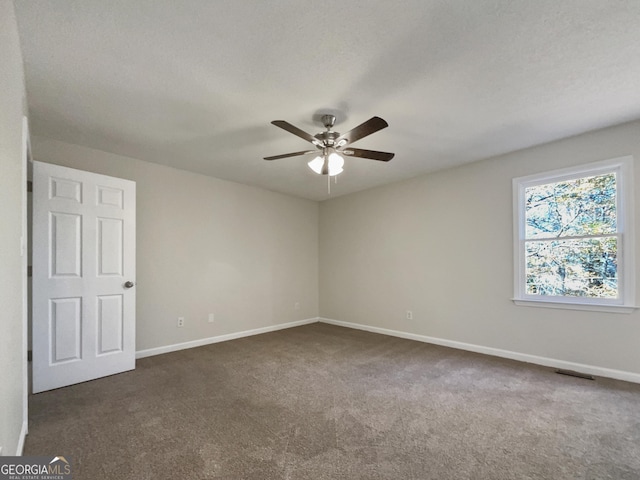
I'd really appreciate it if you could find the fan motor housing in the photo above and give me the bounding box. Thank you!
[314,130,340,146]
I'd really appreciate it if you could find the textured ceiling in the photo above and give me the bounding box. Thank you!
[14,0,640,201]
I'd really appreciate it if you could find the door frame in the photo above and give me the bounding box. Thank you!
[19,116,30,454]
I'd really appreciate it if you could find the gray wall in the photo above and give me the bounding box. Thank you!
[320,120,640,376]
[0,0,27,456]
[31,136,319,353]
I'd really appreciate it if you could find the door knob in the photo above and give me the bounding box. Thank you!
[124,281,135,289]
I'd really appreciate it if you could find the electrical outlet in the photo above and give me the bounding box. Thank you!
[406,310,413,320]
[208,313,215,323]
[177,317,185,327]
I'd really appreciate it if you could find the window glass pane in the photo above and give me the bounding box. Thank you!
[525,173,616,239]
[525,237,618,298]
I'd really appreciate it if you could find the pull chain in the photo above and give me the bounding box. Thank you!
[326,173,340,195]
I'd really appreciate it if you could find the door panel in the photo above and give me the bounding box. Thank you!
[97,217,123,276]
[50,297,82,363]
[50,176,82,202]
[97,185,123,208]
[50,213,82,277]
[33,161,136,393]
[97,294,123,354]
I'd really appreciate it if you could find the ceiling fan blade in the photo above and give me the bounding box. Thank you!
[334,117,389,146]
[342,148,395,162]
[271,120,323,147]
[264,150,317,161]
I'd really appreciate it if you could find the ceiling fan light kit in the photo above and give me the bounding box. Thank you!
[308,149,344,176]
[264,113,395,186]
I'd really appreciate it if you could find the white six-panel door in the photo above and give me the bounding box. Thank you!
[32,161,136,393]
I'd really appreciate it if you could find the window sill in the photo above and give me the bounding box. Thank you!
[512,298,639,314]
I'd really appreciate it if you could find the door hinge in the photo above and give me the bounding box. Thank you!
[27,265,32,277]
[27,180,33,192]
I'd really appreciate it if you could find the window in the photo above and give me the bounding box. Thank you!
[513,156,636,312]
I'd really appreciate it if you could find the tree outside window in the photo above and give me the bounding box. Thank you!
[513,157,635,311]
[525,173,617,298]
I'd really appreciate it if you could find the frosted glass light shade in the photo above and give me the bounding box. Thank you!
[308,152,344,176]
[328,152,344,175]
[308,156,324,174]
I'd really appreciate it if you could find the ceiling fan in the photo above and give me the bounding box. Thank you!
[264,114,394,177]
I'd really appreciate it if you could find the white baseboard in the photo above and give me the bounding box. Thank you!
[16,420,28,456]
[134,315,640,384]
[319,317,640,384]
[136,317,319,359]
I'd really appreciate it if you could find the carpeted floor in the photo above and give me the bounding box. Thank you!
[25,323,640,479]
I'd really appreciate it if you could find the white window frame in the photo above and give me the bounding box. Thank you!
[512,156,636,313]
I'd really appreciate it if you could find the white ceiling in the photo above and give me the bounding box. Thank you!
[14,0,640,201]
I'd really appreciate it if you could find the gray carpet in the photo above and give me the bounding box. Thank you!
[25,323,640,479]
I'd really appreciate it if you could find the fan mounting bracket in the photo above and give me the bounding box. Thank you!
[321,114,336,130]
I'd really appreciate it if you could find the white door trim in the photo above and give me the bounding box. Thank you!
[18,116,30,454]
